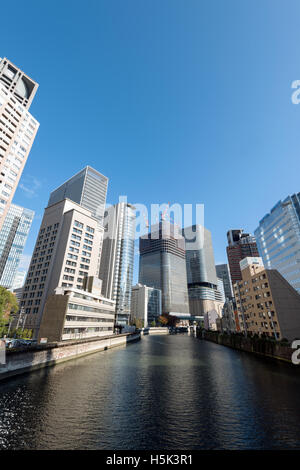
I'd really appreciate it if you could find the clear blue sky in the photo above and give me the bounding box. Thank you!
[2,0,300,281]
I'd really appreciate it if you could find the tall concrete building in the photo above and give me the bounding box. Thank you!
[48,166,108,226]
[226,229,259,284]
[183,225,225,317]
[254,194,300,293]
[20,198,103,338]
[0,57,39,230]
[99,202,136,326]
[131,284,162,327]
[0,203,34,288]
[216,263,233,300]
[233,257,300,341]
[139,221,190,317]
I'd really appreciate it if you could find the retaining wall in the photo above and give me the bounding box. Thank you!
[201,330,295,363]
[0,332,140,382]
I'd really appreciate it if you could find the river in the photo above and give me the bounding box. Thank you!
[0,334,299,450]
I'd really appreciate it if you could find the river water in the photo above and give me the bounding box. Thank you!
[0,334,299,450]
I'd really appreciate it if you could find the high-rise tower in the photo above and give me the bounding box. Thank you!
[254,194,300,293]
[226,229,259,284]
[0,203,34,288]
[139,221,190,317]
[21,198,103,338]
[99,202,136,326]
[48,166,108,226]
[0,57,39,230]
[183,225,225,317]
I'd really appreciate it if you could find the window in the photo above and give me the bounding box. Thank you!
[74,220,84,229]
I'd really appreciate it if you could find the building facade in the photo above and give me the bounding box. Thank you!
[183,225,225,317]
[216,263,233,299]
[38,277,115,343]
[20,198,103,338]
[12,270,26,290]
[0,57,39,230]
[226,229,259,284]
[131,283,162,327]
[0,203,34,288]
[99,202,136,326]
[233,257,300,341]
[139,221,190,317]
[254,194,300,293]
[48,166,108,226]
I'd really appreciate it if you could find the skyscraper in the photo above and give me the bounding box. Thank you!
[139,221,190,317]
[216,263,233,299]
[226,229,259,284]
[48,166,108,226]
[99,202,136,326]
[0,57,39,230]
[0,203,34,288]
[254,194,300,293]
[183,225,224,317]
[21,198,103,338]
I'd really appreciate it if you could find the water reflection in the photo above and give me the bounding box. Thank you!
[0,335,299,449]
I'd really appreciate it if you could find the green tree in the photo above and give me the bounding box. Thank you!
[0,286,19,337]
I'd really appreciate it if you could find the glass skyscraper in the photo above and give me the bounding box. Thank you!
[183,225,225,316]
[216,263,233,299]
[254,193,300,293]
[99,202,136,326]
[48,166,108,225]
[0,203,34,288]
[139,221,190,316]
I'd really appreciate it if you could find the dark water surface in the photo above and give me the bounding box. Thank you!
[0,335,300,450]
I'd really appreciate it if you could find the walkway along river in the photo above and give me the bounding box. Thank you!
[0,334,300,450]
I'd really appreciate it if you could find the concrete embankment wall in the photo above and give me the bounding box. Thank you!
[141,327,169,335]
[201,330,295,364]
[0,333,140,382]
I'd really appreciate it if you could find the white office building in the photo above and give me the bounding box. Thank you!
[131,283,162,327]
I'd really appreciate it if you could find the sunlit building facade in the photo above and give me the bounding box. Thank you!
[131,283,162,327]
[20,198,103,338]
[254,194,300,293]
[48,166,108,226]
[233,257,300,341]
[0,203,34,288]
[183,225,225,317]
[99,202,136,326]
[0,57,39,230]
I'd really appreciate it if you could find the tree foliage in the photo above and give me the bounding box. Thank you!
[0,286,18,323]
[0,287,19,337]
[157,314,178,327]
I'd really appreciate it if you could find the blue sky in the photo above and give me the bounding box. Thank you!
[2,0,300,281]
